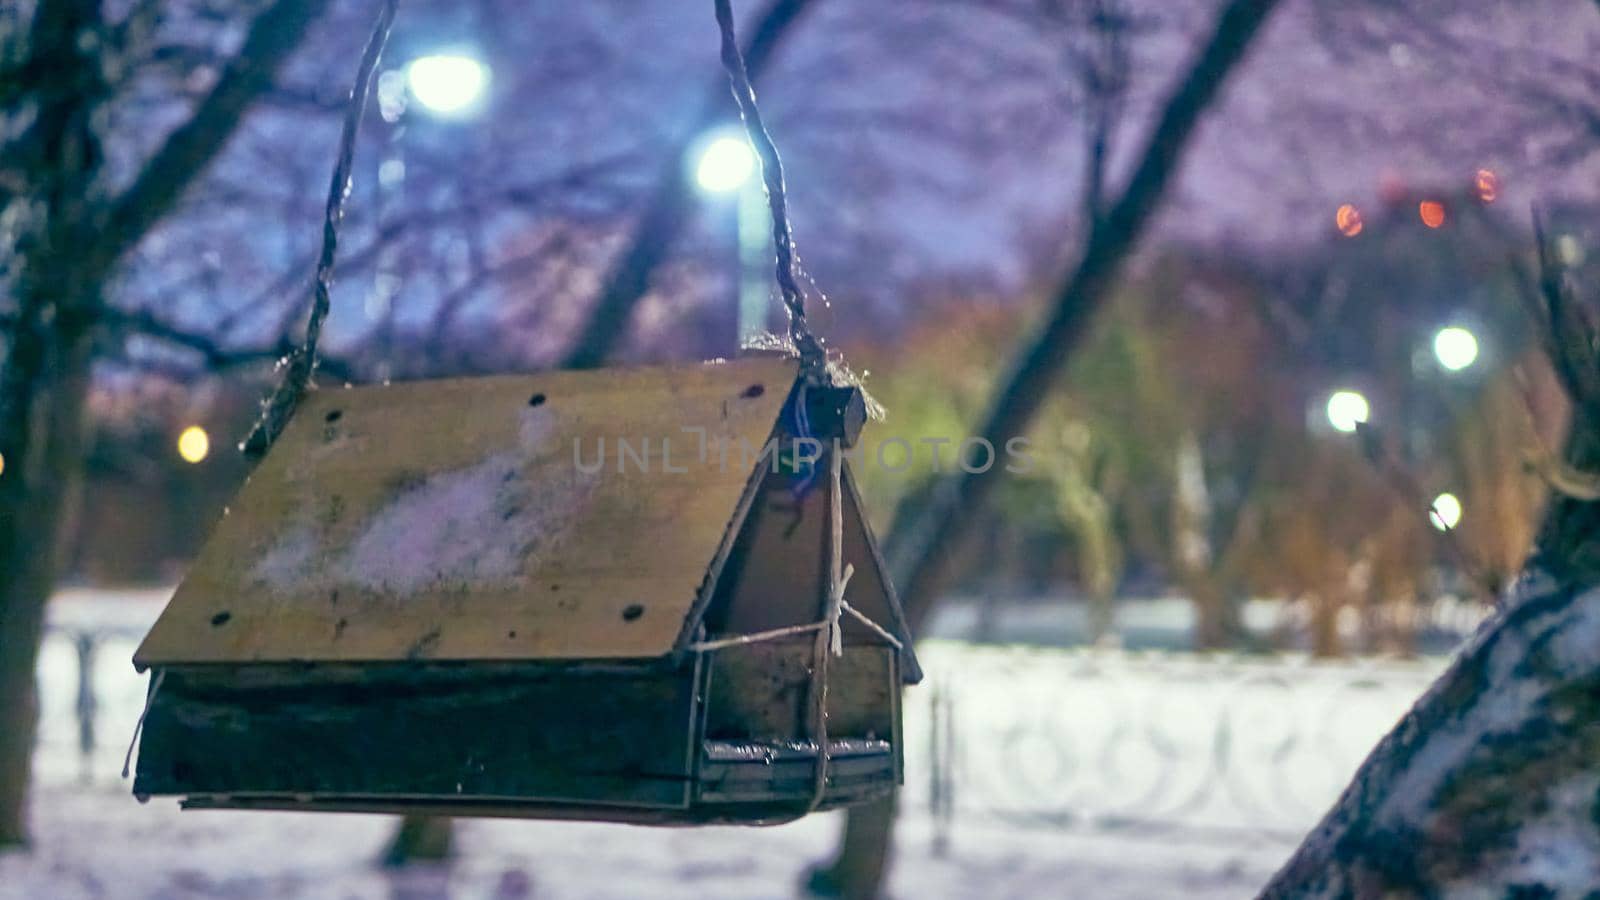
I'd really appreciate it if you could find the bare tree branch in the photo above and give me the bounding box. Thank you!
[101,306,356,382]
[89,0,330,281]
[809,1,1284,894]
[560,0,814,369]
[892,0,1284,624]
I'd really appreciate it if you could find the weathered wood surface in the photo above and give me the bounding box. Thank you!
[135,647,903,822]
[134,662,700,809]
[1258,573,1600,898]
[840,463,922,682]
[136,357,796,665]
[178,777,890,823]
[705,642,899,747]
[699,461,921,682]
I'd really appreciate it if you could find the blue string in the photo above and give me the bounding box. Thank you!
[788,382,820,498]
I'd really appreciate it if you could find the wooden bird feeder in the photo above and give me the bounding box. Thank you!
[130,355,919,823]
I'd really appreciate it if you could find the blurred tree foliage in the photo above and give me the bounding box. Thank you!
[847,194,1561,655]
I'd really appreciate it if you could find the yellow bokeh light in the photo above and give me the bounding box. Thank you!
[1335,203,1363,237]
[1419,200,1446,228]
[177,425,210,464]
[0,451,6,478]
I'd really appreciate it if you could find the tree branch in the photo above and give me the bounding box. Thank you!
[102,306,354,382]
[808,2,1285,894]
[560,0,814,369]
[891,0,1284,624]
[89,0,330,281]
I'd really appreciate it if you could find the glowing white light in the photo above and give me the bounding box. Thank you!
[1325,390,1371,434]
[376,70,407,122]
[406,54,488,116]
[1558,234,1586,266]
[177,425,210,464]
[1433,326,1479,372]
[378,158,406,187]
[695,135,756,194]
[1429,492,1462,531]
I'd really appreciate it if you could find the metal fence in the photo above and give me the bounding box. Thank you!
[901,642,1442,846]
[36,616,1444,844]
[36,619,150,787]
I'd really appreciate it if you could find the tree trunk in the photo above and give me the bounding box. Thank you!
[0,0,326,848]
[0,330,95,847]
[804,794,900,899]
[1190,579,1245,651]
[381,814,455,868]
[1173,430,1247,651]
[1308,592,1344,659]
[1259,572,1600,897]
[804,2,1283,895]
[0,0,105,846]
[1258,235,1600,896]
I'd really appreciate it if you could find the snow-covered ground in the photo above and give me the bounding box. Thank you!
[4,590,1451,898]
[4,788,1288,900]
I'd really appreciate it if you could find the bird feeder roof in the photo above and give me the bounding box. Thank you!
[135,356,915,677]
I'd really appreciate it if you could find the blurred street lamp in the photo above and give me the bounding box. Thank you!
[692,131,767,346]
[177,425,210,464]
[695,135,756,194]
[406,53,489,117]
[369,53,488,375]
[1432,326,1479,372]
[1326,390,1370,433]
[1429,492,1462,531]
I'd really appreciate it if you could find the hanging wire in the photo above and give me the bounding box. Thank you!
[713,0,859,814]
[241,0,828,461]
[243,0,399,458]
[806,447,850,809]
[712,0,827,373]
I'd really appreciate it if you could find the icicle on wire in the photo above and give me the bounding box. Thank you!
[243,0,399,457]
[712,0,826,372]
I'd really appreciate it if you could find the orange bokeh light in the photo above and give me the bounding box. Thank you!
[1476,168,1499,203]
[1419,201,1446,228]
[1335,203,1364,237]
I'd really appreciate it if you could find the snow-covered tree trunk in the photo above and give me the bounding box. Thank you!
[1264,437,1600,895]
[1260,571,1600,896]
[1261,222,1600,897]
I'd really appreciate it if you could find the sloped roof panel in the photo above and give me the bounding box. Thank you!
[135,357,798,666]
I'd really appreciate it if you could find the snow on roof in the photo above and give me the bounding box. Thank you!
[135,357,800,667]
